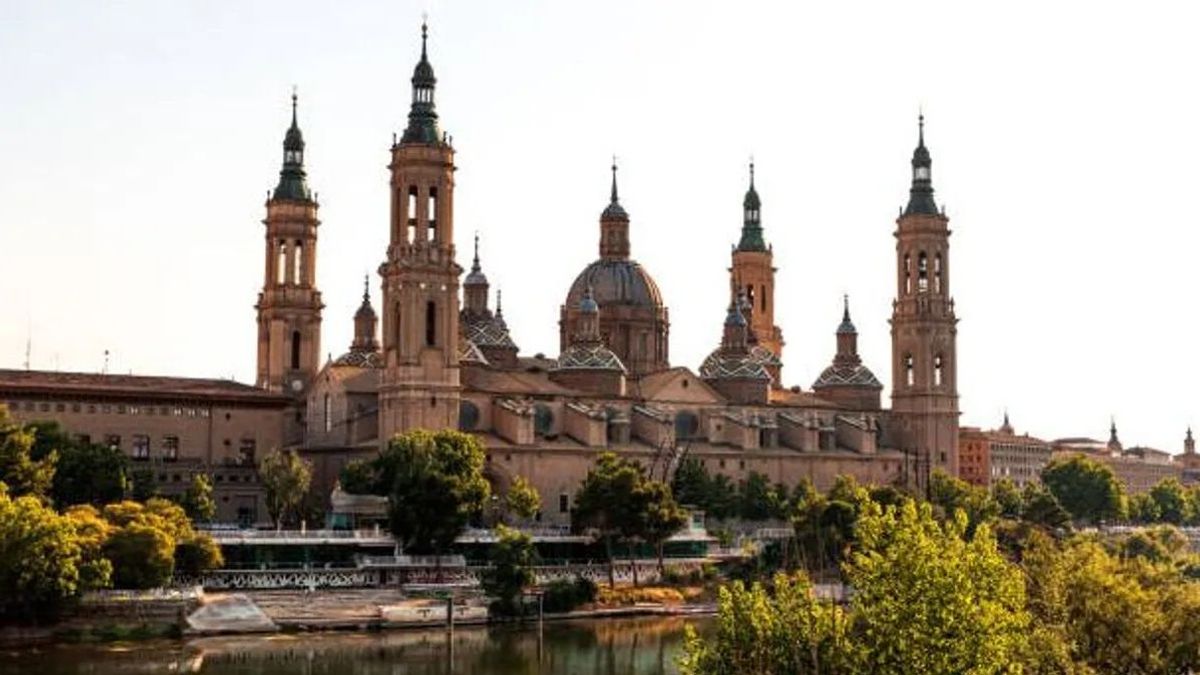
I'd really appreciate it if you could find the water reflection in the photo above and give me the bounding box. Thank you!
[0,616,708,675]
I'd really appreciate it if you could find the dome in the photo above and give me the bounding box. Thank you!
[462,314,516,349]
[333,350,384,369]
[566,259,664,310]
[555,343,626,372]
[699,349,771,382]
[812,363,882,390]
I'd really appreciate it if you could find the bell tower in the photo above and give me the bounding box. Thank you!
[730,162,783,364]
[378,22,461,441]
[255,93,323,401]
[889,115,959,488]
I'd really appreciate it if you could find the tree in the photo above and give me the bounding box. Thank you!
[339,458,377,495]
[63,504,113,591]
[670,457,709,508]
[175,534,224,577]
[27,421,128,507]
[505,475,541,523]
[481,524,536,615]
[1149,477,1192,525]
[180,474,217,523]
[642,479,688,573]
[0,482,85,619]
[928,470,998,536]
[1020,483,1072,533]
[738,472,774,521]
[103,523,175,589]
[370,430,489,569]
[1041,454,1125,524]
[259,448,312,528]
[992,478,1023,519]
[0,409,56,500]
[572,452,648,587]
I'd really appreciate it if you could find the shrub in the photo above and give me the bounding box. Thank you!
[541,576,597,613]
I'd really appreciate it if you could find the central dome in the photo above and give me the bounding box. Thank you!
[565,259,664,309]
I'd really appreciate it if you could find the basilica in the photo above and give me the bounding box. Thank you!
[255,24,961,522]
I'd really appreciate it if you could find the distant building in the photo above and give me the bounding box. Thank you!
[1051,420,1182,494]
[0,369,288,524]
[958,413,1050,487]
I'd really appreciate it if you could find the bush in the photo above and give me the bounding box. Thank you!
[174,534,224,577]
[104,524,175,589]
[541,576,597,613]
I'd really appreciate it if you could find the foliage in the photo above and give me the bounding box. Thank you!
[1020,482,1072,533]
[0,408,57,500]
[1041,454,1125,524]
[338,458,377,495]
[670,457,738,520]
[367,430,490,556]
[1147,477,1193,525]
[103,523,175,589]
[572,452,649,586]
[540,576,597,613]
[27,421,128,507]
[259,448,313,528]
[992,478,1023,519]
[180,474,216,523]
[928,470,999,536]
[63,504,113,591]
[175,534,224,577]
[129,468,157,501]
[0,482,84,620]
[504,475,541,522]
[739,472,774,521]
[482,524,537,615]
[642,479,688,572]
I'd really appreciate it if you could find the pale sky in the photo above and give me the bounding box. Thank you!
[2,1,1198,454]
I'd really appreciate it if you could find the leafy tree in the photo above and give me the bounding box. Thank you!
[572,452,648,587]
[481,524,536,615]
[369,430,489,567]
[928,469,998,536]
[991,478,1023,519]
[0,409,56,500]
[1020,483,1072,533]
[63,504,113,591]
[180,474,217,523]
[259,448,313,528]
[129,468,157,501]
[175,534,224,577]
[339,458,377,495]
[504,475,541,522]
[738,472,774,521]
[1149,477,1192,525]
[642,479,688,573]
[1129,492,1161,523]
[706,473,739,521]
[103,523,175,589]
[670,457,709,508]
[0,482,84,619]
[1041,454,1125,524]
[26,421,128,507]
[768,481,794,520]
[868,484,907,510]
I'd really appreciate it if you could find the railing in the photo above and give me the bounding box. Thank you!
[83,586,202,603]
[357,554,468,568]
[202,528,390,542]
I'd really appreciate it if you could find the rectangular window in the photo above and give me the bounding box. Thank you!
[162,436,179,461]
[132,434,150,460]
[239,438,257,465]
[104,434,121,451]
[71,403,81,413]
[559,494,569,513]
[323,394,332,433]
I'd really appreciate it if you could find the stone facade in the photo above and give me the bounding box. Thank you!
[1052,423,1183,494]
[958,417,1051,488]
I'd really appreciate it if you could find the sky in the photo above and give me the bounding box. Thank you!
[2,1,1198,454]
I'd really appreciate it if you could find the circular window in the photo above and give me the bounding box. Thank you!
[458,400,480,431]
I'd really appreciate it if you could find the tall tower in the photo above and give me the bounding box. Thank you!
[730,162,783,363]
[255,93,323,402]
[378,23,461,441]
[889,115,959,487]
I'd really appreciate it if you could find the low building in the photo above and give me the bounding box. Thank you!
[958,415,1050,488]
[1052,421,1182,494]
[0,369,290,524]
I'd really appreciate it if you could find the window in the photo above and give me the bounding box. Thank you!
[277,241,287,285]
[105,434,121,451]
[55,402,65,412]
[745,285,755,313]
[162,436,179,461]
[674,411,700,440]
[406,186,418,243]
[904,254,912,294]
[760,285,767,312]
[132,434,150,460]
[905,354,915,387]
[425,301,437,347]
[323,394,332,432]
[239,438,257,465]
[75,434,91,445]
[917,252,929,292]
[293,241,304,285]
[934,354,944,387]
[934,253,943,293]
[559,494,569,513]
[427,187,438,242]
[291,330,302,370]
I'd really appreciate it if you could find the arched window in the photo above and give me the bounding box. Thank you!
[293,241,303,286]
[425,301,437,347]
[427,187,438,242]
[277,241,287,285]
[323,394,332,433]
[406,186,418,243]
[745,285,755,313]
[903,253,912,295]
[458,400,480,431]
[291,331,302,370]
[934,253,943,293]
[934,354,944,387]
[917,252,929,292]
[905,354,914,387]
[760,285,767,312]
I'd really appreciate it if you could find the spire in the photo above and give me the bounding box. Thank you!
[903,112,938,216]
[837,293,856,334]
[602,159,628,221]
[273,90,311,201]
[401,19,441,145]
[1000,409,1014,435]
[464,232,488,287]
[351,274,379,352]
[472,232,480,272]
[361,274,370,304]
[1187,427,1196,454]
[721,291,749,353]
[1108,416,1123,452]
[834,294,861,367]
[737,159,766,251]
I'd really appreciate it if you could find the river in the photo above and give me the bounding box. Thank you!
[0,616,711,675]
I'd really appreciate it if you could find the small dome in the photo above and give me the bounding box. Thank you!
[602,200,628,221]
[812,363,882,390]
[462,314,516,349]
[464,268,488,286]
[333,350,384,369]
[566,259,664,310]
[699,349,771,382]
[413,57,435,86]
[555,343,626,372]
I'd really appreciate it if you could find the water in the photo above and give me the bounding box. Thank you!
[0,616,710,675]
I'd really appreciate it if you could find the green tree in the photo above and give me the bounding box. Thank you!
[27,421,128,507]
[63,504,113,591]
[928,469,998,535]
[642,479,688,573]
[1041,454,1125,524]
[339,458,377,495]
[180,474,217,523]
[1129,492,1161,523]
[129,468,157,501]
[482,524,537,616]
[0,482,84,619]
[670,457,709,508]
[175,534,224,577]
[572,452,648,587]
[992,478,1023,519]
[505,475,541,522]
[1020,483,1072,533]
[259,448,313,528]
[103,523,175,589]
[370,430,490,568]
[0,409,56,500]
[738,472,774,521]
[1149,477,1192,525]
